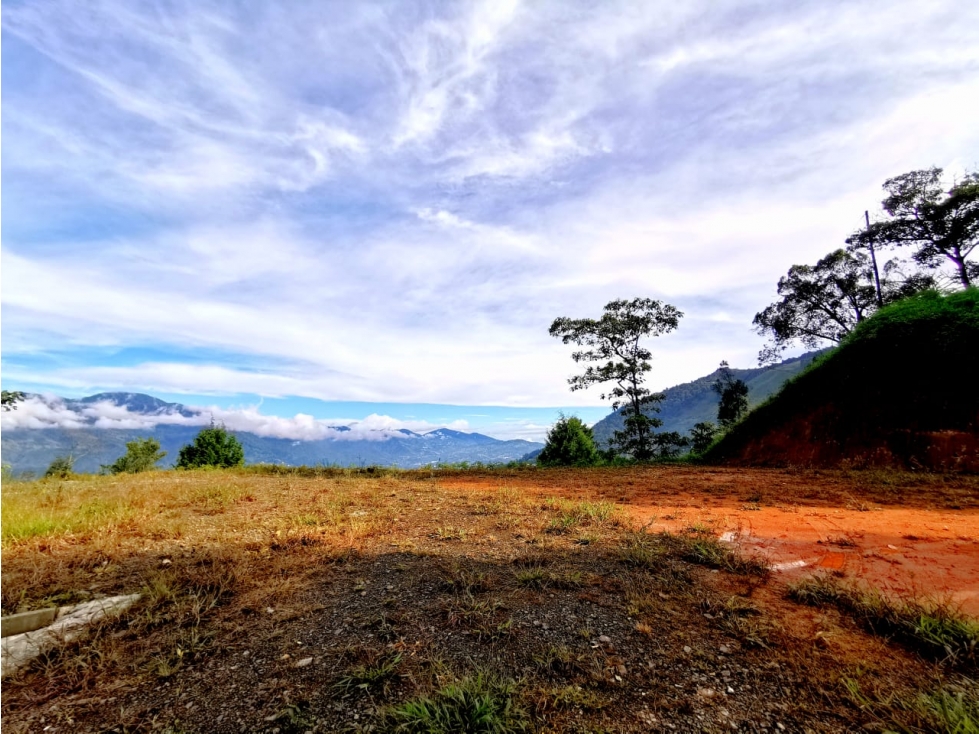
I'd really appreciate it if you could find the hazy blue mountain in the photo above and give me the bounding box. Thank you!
[590,350,828,449]
[1,393,543,474]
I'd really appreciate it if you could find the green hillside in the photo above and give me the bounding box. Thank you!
[704,289,979,470]
[590,350,825,449]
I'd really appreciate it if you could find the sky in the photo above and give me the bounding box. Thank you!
[2,0,978,441]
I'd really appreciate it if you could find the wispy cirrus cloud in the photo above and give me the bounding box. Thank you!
[3,0,978,412]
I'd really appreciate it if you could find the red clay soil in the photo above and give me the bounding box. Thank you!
[440,466,979,615]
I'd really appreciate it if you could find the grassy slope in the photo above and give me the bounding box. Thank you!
[704,289,979,470]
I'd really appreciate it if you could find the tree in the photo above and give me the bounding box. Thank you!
[752,248,932,365]
[45,455,75,479]
[176,423,244,469]
[103,438,167,474]
[2,390,26,411]
[849,167,978,288]
[549,298,683,461]
[537,414,599,467]
[712,361,749,428]
[688,421,718,454]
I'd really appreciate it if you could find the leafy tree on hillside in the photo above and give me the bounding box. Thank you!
[689,421,718,454]
[847,167,978,288]
[712,361,749,428]
[103,438,167,474]
[753,248,932,365]
[176,423,244,469]
[2,390,25,411]
[537,415,599,466]
[549,298,683,461]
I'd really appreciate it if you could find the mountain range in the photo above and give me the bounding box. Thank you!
[589,350,827,450]
[1,351,825,474]
[0,394,543,474]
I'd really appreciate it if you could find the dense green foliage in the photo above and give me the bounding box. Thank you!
[103,438,167,474]
[550,298,682,461]
[712,361,749,428]
[688,421,718,454]
[176,424,245,469]
[537,415,599,467]
[45,455,75,479]
[707,288,979,467]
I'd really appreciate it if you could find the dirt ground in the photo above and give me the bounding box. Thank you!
[438,467,979,614]
[2,466,977,733]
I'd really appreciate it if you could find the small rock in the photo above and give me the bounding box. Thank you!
[683,646,692,654]
[294,657,313,668]
[598,635,612,643]
[160,559,172,566]
[777,724,786,731]
[266,607,275,614]
[616,664,627,676]
[719,645,730,654]
[727,686,735,694]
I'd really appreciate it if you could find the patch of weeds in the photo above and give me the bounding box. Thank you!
[545,500,618,535]
[789,576,979,667]
[515,567,549,590]
[444,595,513,640]
[531,684,606,715]
[825,534,859,548]
[383,674,527,733]
[433,526,468,542]
[533,646,589,679]
[442,567,493,595]
[335,653,403,695]
[666,531,771,578]
[843,675,979,734]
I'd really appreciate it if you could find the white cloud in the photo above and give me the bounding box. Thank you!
[0,396,470,442]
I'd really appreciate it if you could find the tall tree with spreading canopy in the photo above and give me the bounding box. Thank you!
[549,298,682,461]
[848,167,978,288]
[753,248,933,365]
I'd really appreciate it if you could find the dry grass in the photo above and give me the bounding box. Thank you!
[2,466,976,733]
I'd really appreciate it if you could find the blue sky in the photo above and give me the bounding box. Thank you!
[2,0,978,441]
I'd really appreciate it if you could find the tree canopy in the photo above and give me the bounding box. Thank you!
[176,424,245,469]
[848,167,978,288]
[549,298,682,461]
[712,361,749,428]
[537,415,599,467]
[103,438,167,474]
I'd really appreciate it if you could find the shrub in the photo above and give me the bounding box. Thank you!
[176,424,244,469]
[537,415,599,467]
[103,438,167,474]
[45,455,75,479]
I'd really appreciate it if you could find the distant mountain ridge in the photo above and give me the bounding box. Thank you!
[0,393,543,473]
[590,350,828,449]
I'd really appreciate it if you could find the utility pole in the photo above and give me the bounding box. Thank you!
[865,210,883,308]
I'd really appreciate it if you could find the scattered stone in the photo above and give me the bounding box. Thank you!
[599,635,612,643]
[683,646,693,654]
[294,657,313,668]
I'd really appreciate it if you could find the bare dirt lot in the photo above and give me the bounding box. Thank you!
[437,467,979,615]
[2,466,977,733]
